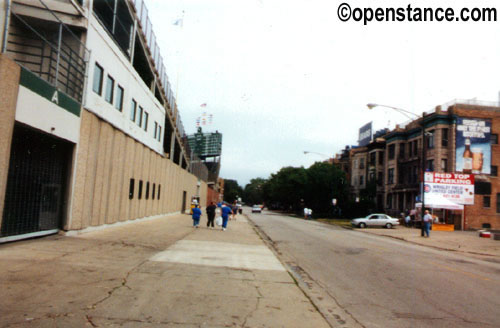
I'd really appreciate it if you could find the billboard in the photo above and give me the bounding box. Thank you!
[187,131,222,158]
[358,122,372,147]
[424,172,474,205]
[455,118,491,174]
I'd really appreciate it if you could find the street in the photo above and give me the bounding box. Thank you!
[248,209,500,328]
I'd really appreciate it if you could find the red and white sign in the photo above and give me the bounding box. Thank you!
[424,172,475,205]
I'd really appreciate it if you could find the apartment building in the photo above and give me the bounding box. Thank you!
[0,0,208,242]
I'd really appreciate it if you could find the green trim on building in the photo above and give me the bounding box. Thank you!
[19,67,81,117]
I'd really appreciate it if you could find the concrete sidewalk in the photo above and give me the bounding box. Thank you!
[0,213,329,328]
[358,225,500,258]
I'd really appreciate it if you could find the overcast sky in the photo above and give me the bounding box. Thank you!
[145,0,500,187]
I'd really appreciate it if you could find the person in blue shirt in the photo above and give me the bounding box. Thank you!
[221,204,232,231]
[192,205,202,228]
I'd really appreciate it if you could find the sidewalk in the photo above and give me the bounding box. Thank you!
[358,225,500,258]
[0,213,329,328]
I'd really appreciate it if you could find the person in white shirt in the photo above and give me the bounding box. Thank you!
[304,207,309,220]
[423,210,432,237]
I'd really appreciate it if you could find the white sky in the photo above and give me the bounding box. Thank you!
[144,0,500,186]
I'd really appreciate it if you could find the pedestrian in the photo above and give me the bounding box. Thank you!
[423,210,432,237]
[221,203,232,231]
[304,207,308,220]
[231,201,238,220]
[206,202,216,229]
[308,208,313,220]
[192,204,201,228]
[404,214,411,227]
[237,202,243,214]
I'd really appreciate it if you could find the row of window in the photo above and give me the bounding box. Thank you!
[482,195,500,213]
[93,62,163,143]
[128,178,161,200]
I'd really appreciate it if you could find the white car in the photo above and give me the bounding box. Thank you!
[252,205,262,213]
[351,214,399,229]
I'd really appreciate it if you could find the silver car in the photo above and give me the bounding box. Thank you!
[351,214,400,229]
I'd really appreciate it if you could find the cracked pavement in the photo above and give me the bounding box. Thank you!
[0,213,329,327]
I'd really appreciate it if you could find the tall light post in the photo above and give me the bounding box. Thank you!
[303,151,331,159]
[367,103,428,236]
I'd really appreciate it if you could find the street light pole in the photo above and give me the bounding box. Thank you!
[303,151,331,159]
[367,104,426,236]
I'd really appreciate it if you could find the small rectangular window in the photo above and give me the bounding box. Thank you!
[144,111,149,131]
[138,106,144,127]
[484,196,491,208]
[115,85,124,111]
[497,193,500,213]
[158,184,161,200]
[154,121,158,139]
[491,134,498,145]
[441,159,447,172]
[105,75,115,103]
[92,63,104,95]
[427,130,434,149]
[152,183,156,200]
[442,128,449,147]
[388,168,394,184]
[138,180,143,199]
[129,178,135,199]
[130,99,137,122]
[146,182,150,199]
[378,152,383,165]
[158,126,162,141]
[492,166,498,177]
[426,159,434,172]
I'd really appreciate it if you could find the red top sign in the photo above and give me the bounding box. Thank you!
[424,172,474,185]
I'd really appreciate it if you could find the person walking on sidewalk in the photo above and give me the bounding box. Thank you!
[221,203,232,231]
[231,201,238,221]
[206,202,216,228]
[192,205,202,228]
[423,210,432,237]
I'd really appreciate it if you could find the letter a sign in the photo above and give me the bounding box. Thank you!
[51,90,59,105]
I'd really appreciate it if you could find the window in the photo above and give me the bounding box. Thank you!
[369,152,376,165]
[138,180,143,199]
[143,111,149,131]
[138,106,144,127]
[441,159,447,172]
[427,130,434,149]
[377,171,383,185]
[157,126,162,141]
[388,168,394,184]
[387,194,393,209]
[146,182,150,200]
[492,166,498,177]
[115,85,124,111]
[491,134,498,145]
[130,99,137,122]
[359,175,364,186]
[442,128,449,147]
[388,144,395,160]
[413,140,418,156]
[105,75,115,103]
[152,183,156,200]
[158,184,161,200]
[92,63,104,95]
[484,196,491,208]
[154,121,158,139]
[399,143,405,158]
[497,193,500,213]
[129,178,134,199]
[409,142,413,157]
[426,159,434,172]
[359,158,365,169]
[378,152,383,165]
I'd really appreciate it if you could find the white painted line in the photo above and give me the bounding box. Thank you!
[150,240,285,271]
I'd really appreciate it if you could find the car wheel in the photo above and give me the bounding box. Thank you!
[385,223,393,229]
[359,222,366,228]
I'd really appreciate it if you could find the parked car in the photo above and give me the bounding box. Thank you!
[351,214,399,229]
[252,205,262,213]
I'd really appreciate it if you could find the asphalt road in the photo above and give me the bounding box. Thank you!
[247,209,500,328]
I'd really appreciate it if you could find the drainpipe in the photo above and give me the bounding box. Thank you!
[2,0,12,53]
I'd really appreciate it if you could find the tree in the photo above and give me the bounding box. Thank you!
[243,178,267,205]
[264,166,308,211]
[223,179,243,203]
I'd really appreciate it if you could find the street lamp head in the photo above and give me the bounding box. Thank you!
[366,103,378,110]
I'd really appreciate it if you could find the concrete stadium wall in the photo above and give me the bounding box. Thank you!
[68,109,206,231]
[0,55,20,227]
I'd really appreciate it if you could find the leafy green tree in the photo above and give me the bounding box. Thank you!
[264,166,308,211]
[223,179,243,203]
[243,178,267,205]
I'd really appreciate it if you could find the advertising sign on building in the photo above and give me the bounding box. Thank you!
[358,122,372,147]
[455,117,491,174]
[424,172,475,205]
